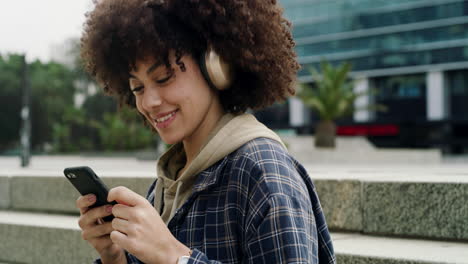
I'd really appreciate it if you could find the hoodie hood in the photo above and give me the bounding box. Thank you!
[155,113,286,224]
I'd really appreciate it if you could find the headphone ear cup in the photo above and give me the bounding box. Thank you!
[198,51,216,90]
[199,48,233,91]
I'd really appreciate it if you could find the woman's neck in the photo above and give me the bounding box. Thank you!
[182,100,225,169]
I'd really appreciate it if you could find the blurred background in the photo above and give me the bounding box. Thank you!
[0,0,158,160]
[1,0,468,162]
[257,0,468,157]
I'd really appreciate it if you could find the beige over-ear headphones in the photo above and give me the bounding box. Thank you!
[198,46,234,91]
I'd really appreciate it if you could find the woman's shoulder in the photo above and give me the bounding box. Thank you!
[226,137,311,199]
[231,137,294,167]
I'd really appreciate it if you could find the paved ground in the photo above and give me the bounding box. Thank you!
[1,155,156,174]
[4,136,467,174]
[1,153,467,179]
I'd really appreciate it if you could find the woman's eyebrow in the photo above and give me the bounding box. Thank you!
[146,62,164,75]
[128,62,165,79]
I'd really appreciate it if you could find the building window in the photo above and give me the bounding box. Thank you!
[447,69,468,120]
[373,74,427,121]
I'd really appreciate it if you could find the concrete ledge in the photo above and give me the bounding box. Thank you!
[4,169,468,241]
[8,173,365,231]
[10,173,155,214]
[0,176,9,209]
[0,211,98,264]
[336,255,433,264]
[363,181,468,240]
[332,233,468,264]
[310,168,468,240]
[1,211,467,264]
[314,180,362,231]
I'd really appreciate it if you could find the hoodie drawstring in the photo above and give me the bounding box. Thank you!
[154,177,165,214]
[171,181,184,218]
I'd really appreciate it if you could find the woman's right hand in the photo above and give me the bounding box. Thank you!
[76,194,126,264]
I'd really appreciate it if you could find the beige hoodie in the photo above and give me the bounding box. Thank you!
[154,113,286,224]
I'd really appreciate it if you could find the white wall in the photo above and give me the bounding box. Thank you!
[426,71,448,120]
[353,77,373,122]
[289,97,305,126]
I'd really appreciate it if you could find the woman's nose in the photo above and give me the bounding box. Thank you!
[141,87,162,110]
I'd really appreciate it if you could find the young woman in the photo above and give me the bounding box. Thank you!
[76,0,336,263]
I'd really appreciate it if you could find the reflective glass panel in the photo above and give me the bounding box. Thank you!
[292,1,468,38]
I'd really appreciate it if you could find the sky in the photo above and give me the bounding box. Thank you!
[0,0,93,62]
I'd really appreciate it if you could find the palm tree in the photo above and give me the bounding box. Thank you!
[298,61,385,148]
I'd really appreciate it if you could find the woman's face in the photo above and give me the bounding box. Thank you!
[129,53,224,146]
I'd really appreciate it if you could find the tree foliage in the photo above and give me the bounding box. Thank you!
[0,50,158,153]
[0,54,23,151]
[298,61,387,148]
[29,59,77,147]
[298,61,386,121]
[0,54,76,151]
[298,61,356,121]
[96,106,156,151]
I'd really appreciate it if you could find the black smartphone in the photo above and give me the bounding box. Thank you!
[63,166,116,222]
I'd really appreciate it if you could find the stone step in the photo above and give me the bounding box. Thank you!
[0,171,154,214]
[332,233,468,264]
[0,211,467,264]
[1,166,467,241]
[0,211,98,264]
[309,167,468,241]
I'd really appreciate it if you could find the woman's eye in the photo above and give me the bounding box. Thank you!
[156,74,173,84]
[131,86,144,93]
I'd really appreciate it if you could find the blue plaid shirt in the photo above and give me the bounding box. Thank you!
[95,138,335,263]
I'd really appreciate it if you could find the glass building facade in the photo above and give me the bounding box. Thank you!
[288,0,468,79]
[274,0,468,150]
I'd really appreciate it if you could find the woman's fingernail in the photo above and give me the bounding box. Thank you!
[106,205,113,213]
[88,195,96,202]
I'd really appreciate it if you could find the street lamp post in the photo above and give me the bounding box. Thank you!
[20,55,31,167]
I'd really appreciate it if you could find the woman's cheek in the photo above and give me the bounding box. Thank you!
[135,99,146,116]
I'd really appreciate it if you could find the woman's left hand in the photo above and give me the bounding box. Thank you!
[107,186,190,264]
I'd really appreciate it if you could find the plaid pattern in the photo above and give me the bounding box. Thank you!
[95,138,335,264]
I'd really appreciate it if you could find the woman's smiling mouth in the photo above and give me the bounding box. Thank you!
[154,110,178,129]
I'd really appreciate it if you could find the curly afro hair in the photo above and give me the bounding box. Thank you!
[81,0,300,113]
